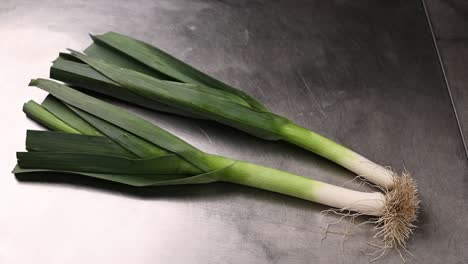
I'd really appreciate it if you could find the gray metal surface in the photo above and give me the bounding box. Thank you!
[425,0,468,156]
[425,0,468,39]
[1,1,467,263]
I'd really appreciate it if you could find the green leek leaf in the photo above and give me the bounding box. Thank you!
[17,152,201,175]
[12,165,220,187]
[70,50,253,108]
[89,32,266,111]
[51,55,199,118]
[84,42,171,80]
[41,95,102,136]
[66,51,289,140]
[69,106,170,158]
[39,95,170,159]
[26,130,136,158]
[29,79,219,171]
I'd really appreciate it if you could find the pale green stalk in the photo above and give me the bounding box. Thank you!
[219,160,385,216]
[280,123,396,189]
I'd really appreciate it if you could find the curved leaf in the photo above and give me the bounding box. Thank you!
[90,32,266,110]
[29,79,215,171]
[67,52,289,140]
[51,56,200,118]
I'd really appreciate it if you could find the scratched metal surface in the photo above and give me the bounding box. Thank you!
[0,0,467,263]
[425,0,468,156]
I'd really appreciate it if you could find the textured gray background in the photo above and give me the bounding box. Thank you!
[425,0,468,157]
[1,0,467,263]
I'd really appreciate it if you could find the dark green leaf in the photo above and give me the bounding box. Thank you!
[90,32,267,110]
[67,52,289,140]
[84,42,171,79]
[26,130,137,158]
[50,55,201,118]
[70,51,252,108]
[70,107,171,158]
[29,79,223,171]
[17,152,201,175]
[12,165,220,187]
[41,95,102,136]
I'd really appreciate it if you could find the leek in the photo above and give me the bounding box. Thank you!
[16,79,418,250]
[50,32,410,191]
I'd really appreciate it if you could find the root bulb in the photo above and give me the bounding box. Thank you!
[374,171,420,250]
[320,171,419,261]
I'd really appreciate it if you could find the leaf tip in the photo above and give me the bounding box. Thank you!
[22,101,30,112]
[67,49,86,60]
[11,164,21,174]
[89,33,98,41]
[28,79,39,87]
[23,99,34,107]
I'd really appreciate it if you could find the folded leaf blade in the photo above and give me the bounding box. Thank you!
[51,55,200,118]
[26,130,137,158]
[29,79,212,171]
[17,152,201,175]
[12,165,218,187]
[89,32,266,110]
[69,107,171,158]
[66,52,289,140]
[42,95,102,136]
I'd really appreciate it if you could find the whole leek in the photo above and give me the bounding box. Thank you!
[51,32,412,192]
[15,79,419,250]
